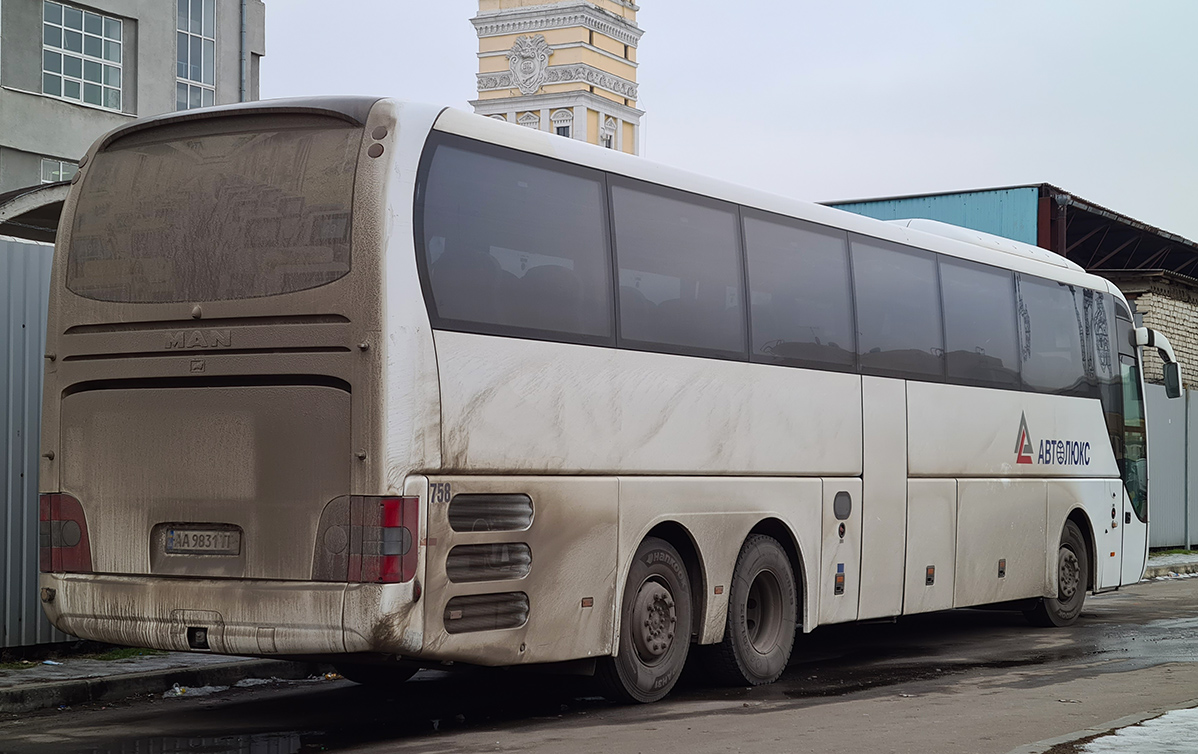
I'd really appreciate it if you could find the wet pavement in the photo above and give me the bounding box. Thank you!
[3,577,1198,753]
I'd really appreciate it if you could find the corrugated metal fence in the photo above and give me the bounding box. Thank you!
[1,236,67,648]
[1147,383,1198,548]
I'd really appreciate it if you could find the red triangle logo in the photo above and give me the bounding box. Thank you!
[1015,412,1034,464]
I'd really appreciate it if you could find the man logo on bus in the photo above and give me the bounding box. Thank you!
[1015,412,1034,465]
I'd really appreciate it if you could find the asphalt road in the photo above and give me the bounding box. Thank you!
[4,578,1198,754]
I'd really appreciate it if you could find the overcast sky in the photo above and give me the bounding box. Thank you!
[261,1,1198,241]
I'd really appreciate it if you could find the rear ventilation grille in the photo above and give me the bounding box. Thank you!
[446,544,531,583]
[447,494,533,533]
[444,592,529,634]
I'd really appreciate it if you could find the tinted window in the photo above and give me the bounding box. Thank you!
[1016,275,1093,396]
[744,211,854,370]
[611,180,745,357]
[852,239,944,380]
[1096,292,1124,477]
[940,258,1019,389]
[69,115,361,302]
[1086,289,1118,387]
[420,136,612,341]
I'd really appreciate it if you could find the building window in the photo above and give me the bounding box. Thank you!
[42,1,123,111]
[601,117,617,149]
[41,158,78,184]
[517,112,540,130]
[551,109,573,138]
[176,0,216,110]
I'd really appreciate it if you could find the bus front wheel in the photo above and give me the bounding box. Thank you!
[703,534,797,686]
[597,536,693,703]
[1026,520,1088,627]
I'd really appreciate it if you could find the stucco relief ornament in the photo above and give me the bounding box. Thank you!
[508,35,553,95]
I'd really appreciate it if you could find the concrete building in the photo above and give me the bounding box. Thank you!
[0,0,265,195]
[470,0,643,155]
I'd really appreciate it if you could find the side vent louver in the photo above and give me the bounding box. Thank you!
[446,544,532,583]
[447,494,533,533]
[444,592,529,634]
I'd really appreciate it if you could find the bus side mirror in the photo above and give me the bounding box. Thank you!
[1165,362,1182,399]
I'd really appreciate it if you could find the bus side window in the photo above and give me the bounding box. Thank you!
[743,210,855,371]
[610,179,746,359]
[1016,275,1095,398]
[419,137,613,343]
[851,238,944,381]
[940,258,1020,389]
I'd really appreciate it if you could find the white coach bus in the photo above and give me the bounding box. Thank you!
[39,97,1181,703]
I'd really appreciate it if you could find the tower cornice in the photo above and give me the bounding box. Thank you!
[471,1,644,48]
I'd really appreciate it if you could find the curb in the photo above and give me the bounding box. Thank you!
[1144,562,1198,579]
[0,659,323,714]
[1003,708,1169,754]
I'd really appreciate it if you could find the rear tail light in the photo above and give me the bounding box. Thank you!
[39,493,93,574]
[314,496,419,583]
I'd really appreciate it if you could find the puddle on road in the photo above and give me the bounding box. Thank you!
[24,672,611,754]
[22,604,1198,753]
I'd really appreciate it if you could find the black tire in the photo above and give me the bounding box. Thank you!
[596,536,693,703]
[703,534,797,686]
[1026,520,1088,627]
[335,662,419,686]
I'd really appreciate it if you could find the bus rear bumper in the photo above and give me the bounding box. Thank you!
[38,573,423,657]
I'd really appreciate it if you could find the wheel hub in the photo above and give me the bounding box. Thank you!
[632,580,676,663]
[1058,548,1080,599]
[746,569,783,654]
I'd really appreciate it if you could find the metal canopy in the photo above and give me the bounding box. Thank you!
[1040,183,1198,276]
[825,182,1198,277]
[0,182,69,244]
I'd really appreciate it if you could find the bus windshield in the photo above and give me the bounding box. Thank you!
[67,114,362,303]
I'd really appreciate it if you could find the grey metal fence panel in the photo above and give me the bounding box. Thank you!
[1,236,67,648]
[1187,392,1198,549]
[1147,384,1188,548]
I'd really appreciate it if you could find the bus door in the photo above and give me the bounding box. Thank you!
[1115,315,1149,585]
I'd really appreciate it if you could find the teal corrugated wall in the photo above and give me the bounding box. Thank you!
[829,188,1041,246]
[1,236,68,648]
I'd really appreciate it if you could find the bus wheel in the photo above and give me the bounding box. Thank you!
[335,663,418,686]
[704,534,797,686]
[596,536,693,703]
[1026,521,1088,627]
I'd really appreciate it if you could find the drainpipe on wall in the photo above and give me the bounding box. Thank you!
[1054,194,1069,258]
[239,0,247,102]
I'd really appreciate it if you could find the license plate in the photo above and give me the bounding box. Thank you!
[166,528,241,556]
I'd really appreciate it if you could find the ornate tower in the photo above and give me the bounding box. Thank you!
[471,1,643,155]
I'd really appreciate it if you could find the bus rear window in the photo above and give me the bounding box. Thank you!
[67,115,362,303]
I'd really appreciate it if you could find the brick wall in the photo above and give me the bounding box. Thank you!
[1122,279,1198,386]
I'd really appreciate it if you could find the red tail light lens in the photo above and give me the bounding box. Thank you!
[316,496,419,584]
[356,497,419,584]
[39,493,93,574]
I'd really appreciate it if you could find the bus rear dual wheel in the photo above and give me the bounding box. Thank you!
[703,534,797,687]
[1026,520,1088,627]
[598,534,797,703]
